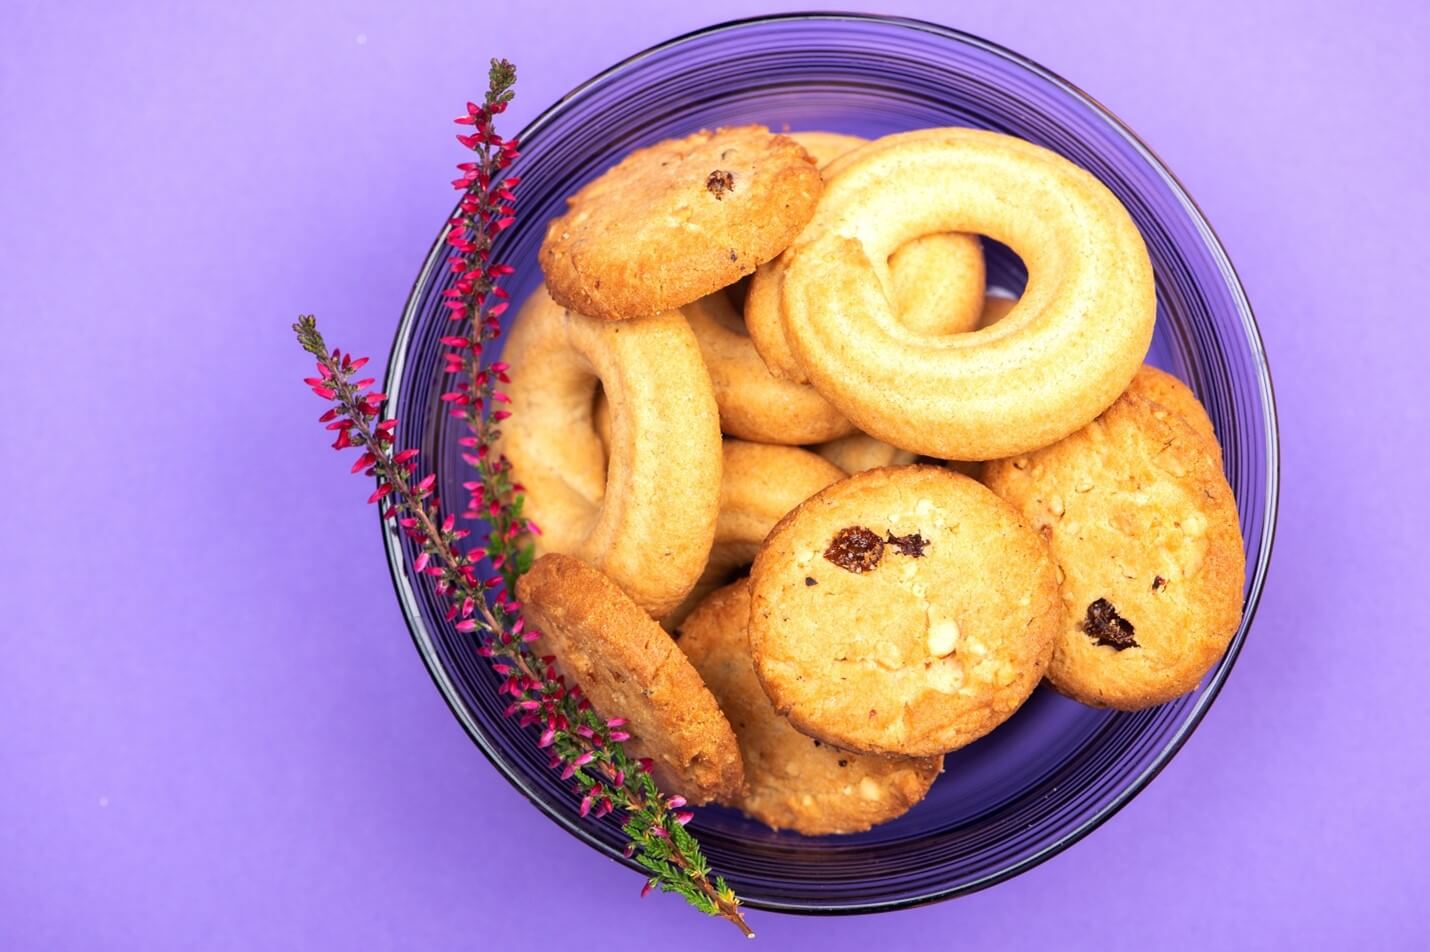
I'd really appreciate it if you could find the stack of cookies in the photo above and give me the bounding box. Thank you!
[504,125,1245,836]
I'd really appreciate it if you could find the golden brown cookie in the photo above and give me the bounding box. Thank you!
[746,132,987,383]
[1127,364,1223,469]
[682,288,855,444]
[984,392,1245,710]
[500,286,722,618]
[663,441,846,630]
[749,465,1062,757]
[813,432,916,474]
[516,554,743,803]
[681,580,943,834]
[539,126,823,321]
[779,127,1156,459]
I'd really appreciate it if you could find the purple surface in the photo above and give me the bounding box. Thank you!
[2,1,1426,948]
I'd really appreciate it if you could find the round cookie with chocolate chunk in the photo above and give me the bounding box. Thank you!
[983,392,1245,710]
[748,465,1062,757]
[1127,364,1224,470]
[539,126,822,321]
[681,580,943,835]
[517,554,744,804]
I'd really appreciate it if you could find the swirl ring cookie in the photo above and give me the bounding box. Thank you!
[663,441,846,629]
[517,554,743,804]
[501,286,722,618]
[539,126,823,320]
[749,465,1062,757]
[813,432,917,475]
[681,580,943,834]
[745,133,987,384]
[780,127,1156,460]
[683,289,856,444]
[984,392,1245,710]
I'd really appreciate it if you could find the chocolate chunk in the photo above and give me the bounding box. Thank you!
[824,526,885,573]
[705,169,735,199]
[837,759,848,768]
[1082,598,1138,650]
[804,576,818,587]
[1152,575,1167,592]
[886,531,928,558]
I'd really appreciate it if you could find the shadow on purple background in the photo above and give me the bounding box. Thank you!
[2,1,1426,948]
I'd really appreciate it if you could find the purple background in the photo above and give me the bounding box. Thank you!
[3,1,1427,948]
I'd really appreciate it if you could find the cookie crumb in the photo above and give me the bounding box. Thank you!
[705,169,735,199]
[886,531,928,558]
[1152,575,1167,592]
[804,576,818,587]
[824,526,885,573]
[1082,598,1139,650]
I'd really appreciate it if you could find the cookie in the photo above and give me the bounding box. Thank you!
[779,127,1155,459]
[1127,364,1223,469]
[501,286,722,618]
[682,287,855,444]
[813,432,917,474]
[516,554,744,804]
[748,465,1062,757]
[983,392,1246,709]
[681,580,943,834]
[539,126,823,320]
[745,132,986,384]
[662,440,846,629]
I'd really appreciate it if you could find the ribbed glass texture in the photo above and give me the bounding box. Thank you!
[383,14,1278,914]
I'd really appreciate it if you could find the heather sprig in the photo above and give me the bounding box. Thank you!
[292,58,752,938]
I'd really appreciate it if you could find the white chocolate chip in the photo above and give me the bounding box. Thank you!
[927,620,960,658]
[926,659,964,693]
[858,777,883,801]
[875,642,903,670]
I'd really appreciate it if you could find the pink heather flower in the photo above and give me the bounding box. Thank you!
[674,811,695,826]
[641,879,655,899]
[665,795,686,809]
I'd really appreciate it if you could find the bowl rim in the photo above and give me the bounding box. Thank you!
[381,11,1280,915]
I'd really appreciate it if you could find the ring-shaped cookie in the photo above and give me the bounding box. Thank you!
[745,133,987,384]
[683,289,856,444]
[781,127,1156,460]
[501,286,722,618]
[662,440,846,629]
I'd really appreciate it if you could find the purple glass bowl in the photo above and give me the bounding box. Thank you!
[383,13,1278,914]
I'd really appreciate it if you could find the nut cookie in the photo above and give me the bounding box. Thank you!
[749,465,1062,757]
[983,392,1245,710]
[539,126,822,321]
[1127,364,1223,469]
[517,554,744,804]
[681,580,943,835]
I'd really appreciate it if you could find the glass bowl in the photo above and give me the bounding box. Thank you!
[382,13,1278,914]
